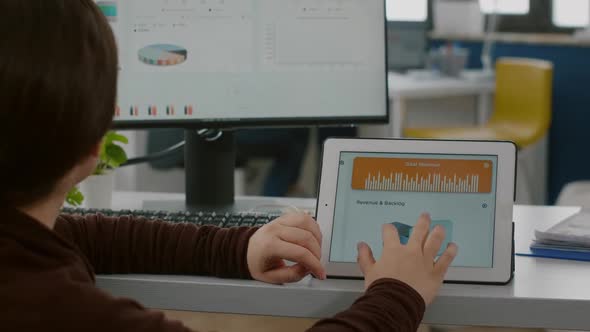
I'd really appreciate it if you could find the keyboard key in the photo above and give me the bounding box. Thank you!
[203,217,217,226]
[255,218,270,226]
[213,216,226,227]
[240,217,255,227]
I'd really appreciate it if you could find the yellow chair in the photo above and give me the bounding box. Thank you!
[404,57,553,150]
[404,58,553,204]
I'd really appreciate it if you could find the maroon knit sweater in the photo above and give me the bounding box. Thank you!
[0,206,425,331]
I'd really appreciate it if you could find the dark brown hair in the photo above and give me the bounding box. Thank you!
[0,0,118,206]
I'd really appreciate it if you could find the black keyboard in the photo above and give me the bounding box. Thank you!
[61,207,282,228]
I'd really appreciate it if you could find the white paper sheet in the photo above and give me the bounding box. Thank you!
[535,211,590,248]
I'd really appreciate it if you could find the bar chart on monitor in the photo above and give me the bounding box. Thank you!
[351,157,493,193]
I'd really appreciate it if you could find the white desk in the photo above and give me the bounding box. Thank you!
[97,192,590,330]
[388,71,496,137]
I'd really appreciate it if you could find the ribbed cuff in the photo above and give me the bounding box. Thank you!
[366,278,426,325]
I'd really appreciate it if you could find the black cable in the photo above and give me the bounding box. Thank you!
[121,141,185,167]
[120,129,225,167]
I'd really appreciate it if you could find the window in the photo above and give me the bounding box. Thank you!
[553,0,590,27]
[386,0,428,22]
[479,0,530,15]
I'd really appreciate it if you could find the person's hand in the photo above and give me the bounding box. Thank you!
[247,213,327,284]
[357,213,458,305]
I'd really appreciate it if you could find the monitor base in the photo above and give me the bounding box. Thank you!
[184,129,235,207]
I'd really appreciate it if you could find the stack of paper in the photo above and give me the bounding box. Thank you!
[531,211,590,261]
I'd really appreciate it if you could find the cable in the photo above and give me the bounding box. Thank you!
[120,128,225,167]
[122,140,185,167]
[197,129,224,141]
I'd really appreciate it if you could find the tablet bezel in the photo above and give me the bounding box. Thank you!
[316,138,516,284]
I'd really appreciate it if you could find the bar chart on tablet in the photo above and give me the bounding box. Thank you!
[331,152,498,267]
[351,157,493,193]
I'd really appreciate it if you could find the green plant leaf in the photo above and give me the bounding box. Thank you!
[93,165,106,175]
[105,131,129,145]
[95,131,128,174]
[105,144,128,168]
[66,187,84,206]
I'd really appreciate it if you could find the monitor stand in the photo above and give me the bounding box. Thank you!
[142,129,287,213]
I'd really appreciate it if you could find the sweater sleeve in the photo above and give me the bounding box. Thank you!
[54,213,258,278]
[307,279,426,332]
[54,280,196,332]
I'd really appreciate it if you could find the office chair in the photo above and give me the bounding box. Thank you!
[405,58,554,204]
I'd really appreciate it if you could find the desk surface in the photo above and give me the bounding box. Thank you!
[430,32,590,47]
[388,71,495,99]
[97,192,590,330]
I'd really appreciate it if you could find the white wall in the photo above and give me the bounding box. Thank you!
[433,0,485,35]
[114,130,187,193]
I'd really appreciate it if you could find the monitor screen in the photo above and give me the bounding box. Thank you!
[100,0,388,128]
[386,22,428,71]
[330,152,498,268]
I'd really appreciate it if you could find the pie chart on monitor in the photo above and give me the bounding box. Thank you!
[138,44,188,66]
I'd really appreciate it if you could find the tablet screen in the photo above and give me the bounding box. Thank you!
[330,152,498,268]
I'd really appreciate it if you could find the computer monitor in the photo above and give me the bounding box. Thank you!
[384,0,430,71]
[386,21,429,71]
[101,0,388,210]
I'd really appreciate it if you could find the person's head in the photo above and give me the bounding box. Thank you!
[0,0,118,207]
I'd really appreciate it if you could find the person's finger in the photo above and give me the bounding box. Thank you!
[423,225,446,261]
[260,264,309,284]
[357,242,376,276]
[434,243,458,277]
[278,226,322,260]
[279,214,322,246]
[382,223,401,248]
[272,240,326,280]
[408,213,431,250]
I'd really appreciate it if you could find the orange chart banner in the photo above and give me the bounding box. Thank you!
[351,157,493,193]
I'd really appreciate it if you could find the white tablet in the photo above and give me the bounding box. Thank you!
[317,138,516,284]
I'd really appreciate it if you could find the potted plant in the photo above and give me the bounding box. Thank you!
[67,131,128,209]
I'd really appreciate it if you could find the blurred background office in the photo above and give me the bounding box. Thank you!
[115,0,590,209]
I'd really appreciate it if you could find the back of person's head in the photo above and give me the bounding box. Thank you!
[0,0,118,206]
